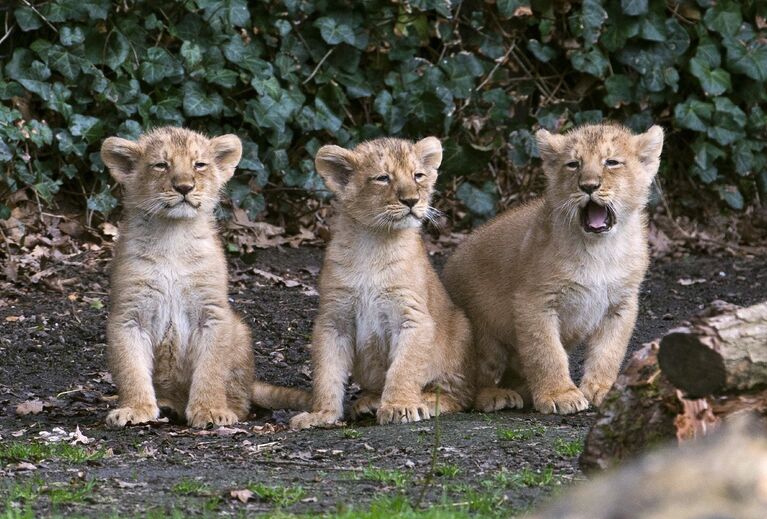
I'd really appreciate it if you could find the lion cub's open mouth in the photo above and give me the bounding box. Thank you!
[581,201,614,233]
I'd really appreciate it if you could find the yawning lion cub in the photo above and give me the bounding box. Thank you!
[444,123,663,414]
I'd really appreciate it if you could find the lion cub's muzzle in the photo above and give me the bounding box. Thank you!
[581,200,615,233]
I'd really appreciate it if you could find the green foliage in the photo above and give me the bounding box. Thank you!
[496,425,545,441]
[2,0,766,226]
[0,442,105,464]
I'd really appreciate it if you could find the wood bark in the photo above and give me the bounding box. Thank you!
[580,340,767,471]
[658,300,767,398]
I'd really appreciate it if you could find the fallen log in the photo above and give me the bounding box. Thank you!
[581,300,767,472]
[658,300,767,398]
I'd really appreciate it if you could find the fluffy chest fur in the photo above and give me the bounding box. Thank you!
[547,223,646,346]
[322,228,427,354]
[111,218,227,351]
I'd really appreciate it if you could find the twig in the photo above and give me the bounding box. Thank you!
[415,389,441,509]
[0,14,13,47]
[21,0,58,33]
[303,48,334,85]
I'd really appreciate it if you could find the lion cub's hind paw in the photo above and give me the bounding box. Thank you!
[580,380,613,407]
[290,411,343,430]
[474,388,524,412]
[376,402,431,425]
[106,404,160,427]
[351,394,381,419]
[534,387,589,415]
[186,406,240,428]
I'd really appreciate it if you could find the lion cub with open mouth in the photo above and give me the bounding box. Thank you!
[290,137,476,429]
[444,123,663,414]
[101,127,255,428]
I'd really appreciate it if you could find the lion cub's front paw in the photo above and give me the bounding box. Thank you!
[290,411,343,430]
[579,379,613,407]
[186,406,240,428]
[106,404,160,427]
[351,394,381,419]
[376,401,431,424]
[474,388,524,412]
[533,386,589,415]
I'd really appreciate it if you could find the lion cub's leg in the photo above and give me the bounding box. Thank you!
[106,323,160,427]
[290,319,353,430]
[515,303,588,415]
[471,329,523,412]
[376,325,434,425]
[580,297,638,407]
[185,313,247,428]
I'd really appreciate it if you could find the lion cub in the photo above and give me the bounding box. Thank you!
[290,137,475,429]
[101,127,255,428]
[444,123,663,414]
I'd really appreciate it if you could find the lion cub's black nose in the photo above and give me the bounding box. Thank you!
[173,183,194,195]
[399,197,418,208]
[579,182,600,194]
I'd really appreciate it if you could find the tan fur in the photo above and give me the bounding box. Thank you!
[444,123,663,414]
[101,127,255,428]
[290,137,480,429]
[251,380,311,411]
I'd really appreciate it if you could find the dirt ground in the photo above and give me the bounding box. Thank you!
[1,245,765,517]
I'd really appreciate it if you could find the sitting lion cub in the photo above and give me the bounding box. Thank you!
[444,123,663,414]
[101,127,306,427]
[290,137,477,429]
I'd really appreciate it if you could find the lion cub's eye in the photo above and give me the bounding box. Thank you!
[565,160,580,170]
[374,175,390,183]
[152,162,169,171]
[414,172,426,181]
[605,159,622,168]
[194,161,208,170]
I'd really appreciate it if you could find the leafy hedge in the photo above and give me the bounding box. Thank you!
[1,0,766,226]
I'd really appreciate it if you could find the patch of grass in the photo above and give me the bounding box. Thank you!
[496,425,545,442]
[434,464,460,478]
[357,467,410,488]
[510,466,555,488]
[247,483,305,507]
[0,442,105,464]
[342,428,362,439]
[554,438,583,457]
[171,479,210,496]
[47,479,97,505]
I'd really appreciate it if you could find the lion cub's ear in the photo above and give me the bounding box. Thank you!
[101,137,142,184]
[211,134,242,181]
[315,145,355,194]
[634,125,664,177]
[415,137,443,172]
[535,129,567,163]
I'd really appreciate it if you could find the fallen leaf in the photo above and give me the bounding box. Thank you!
[194,426,250,437]
[15,399,44,415]
[69,426,94,445]
[115,480,147,489]
[14,462,37,471]
[5,315,23,322]
[230,489,254,503]
[678,278,707,286]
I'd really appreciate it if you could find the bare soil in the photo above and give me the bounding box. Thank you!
[1,246,765,517]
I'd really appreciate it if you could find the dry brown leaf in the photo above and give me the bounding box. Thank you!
[230,488,254,503]
[15,399,44,415]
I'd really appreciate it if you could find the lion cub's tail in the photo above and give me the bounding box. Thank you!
[251,380,311,411]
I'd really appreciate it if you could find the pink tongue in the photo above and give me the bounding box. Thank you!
[587,203,608,228]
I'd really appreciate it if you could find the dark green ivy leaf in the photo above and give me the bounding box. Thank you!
[182,82,223,117]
